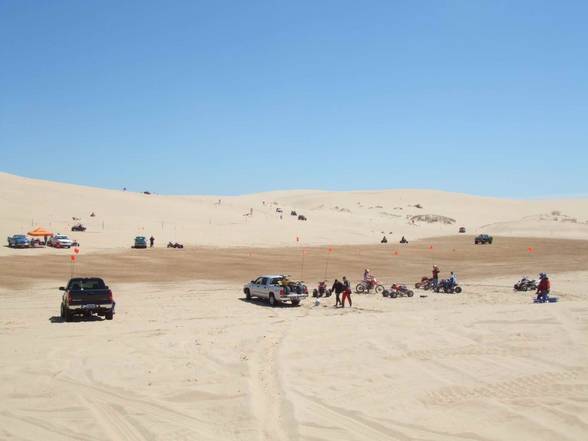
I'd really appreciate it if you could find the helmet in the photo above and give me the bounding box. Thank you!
[539,272,547,279]
[365,269,370,272]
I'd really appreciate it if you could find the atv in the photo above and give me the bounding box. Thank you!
[514,277,538,292]
[434,279,462,294]
[383,284,414,298]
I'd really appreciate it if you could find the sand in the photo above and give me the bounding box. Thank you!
[1,173,588,440]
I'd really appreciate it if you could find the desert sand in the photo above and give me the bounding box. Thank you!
[1,173,588,441]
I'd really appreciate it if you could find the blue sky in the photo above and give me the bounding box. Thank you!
[1,0,586,197]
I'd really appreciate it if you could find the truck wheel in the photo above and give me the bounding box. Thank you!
[105,311,113,320]
[291,300,300,306]
[269,294,277,307]
[244,288,251,300]
[60,305,65,319]
[64,308,72,322]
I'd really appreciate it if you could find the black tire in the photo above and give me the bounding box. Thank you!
[522,286,528,292]
[408,290,414,297]
[415,282,421,289]
[390,291,398,298]
[291,299,300,306]
[454,286,462,294]
[382,290,389,297]
[356,283,365,294]
[269,293,277,307]
[374,285,384,295]
[105,310,113,320]
[245,288,251,300]
[64,308,72,322]
[60,305,65,319]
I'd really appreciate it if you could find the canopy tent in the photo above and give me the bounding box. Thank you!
[27,227,53,237]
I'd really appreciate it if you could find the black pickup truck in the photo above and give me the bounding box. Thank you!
[60,277,115,321]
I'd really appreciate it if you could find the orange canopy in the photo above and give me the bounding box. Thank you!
[27,227,53,237]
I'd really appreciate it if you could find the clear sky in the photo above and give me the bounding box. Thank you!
[1,0,586,197]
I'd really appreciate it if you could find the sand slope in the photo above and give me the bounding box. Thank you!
[1,274,587,441]
[1,172,588,256]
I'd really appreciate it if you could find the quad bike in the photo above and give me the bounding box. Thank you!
[356,278,385,294]
[434,279,462,294]
[514,278,538,292]
[415,276,433,290]
[383,283,414,298]
[312,281,332,298]
[71,224,86,232]
[167,241,184,249]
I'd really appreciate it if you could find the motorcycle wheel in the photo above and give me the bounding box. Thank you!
[355,283,365,294]
[415,282,421,289]
[455,287,462,294]
[408,290,414,297]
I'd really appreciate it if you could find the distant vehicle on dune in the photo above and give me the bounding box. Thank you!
[48,234,73,248]
[474,234,493,245]
[7,234,30,248]
[133,236,147,249]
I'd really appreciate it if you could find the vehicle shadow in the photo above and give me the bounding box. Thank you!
[238,297,300,308]
[49,315,105,323]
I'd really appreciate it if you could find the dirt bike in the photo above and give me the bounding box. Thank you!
[356,278,384,294]
[514,278,538,291]
[434,279,462,294]
[312,281,332,298]
[383,284,414,298]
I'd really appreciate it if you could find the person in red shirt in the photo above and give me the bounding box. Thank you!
[432,265,440,288]
[536,273,550,302]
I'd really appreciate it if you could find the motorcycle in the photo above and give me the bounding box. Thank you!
[383,283,414,298]
[312,281,332,298]
[71,224,86,232]
[434,279,462,294]
[514,277,538,292]
[356,278,384,294]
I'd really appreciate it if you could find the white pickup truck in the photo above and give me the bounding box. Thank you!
[243,275,308,306]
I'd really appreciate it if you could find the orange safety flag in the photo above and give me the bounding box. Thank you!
[74,247,80,254]
[428,245,433,250]
[328,247,333,253]
[394,250,399,256]
[70,255,76,262]
[528,247,534,253]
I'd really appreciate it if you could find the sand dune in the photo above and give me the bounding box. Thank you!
[2,172,588,440]
[1,172,588,256]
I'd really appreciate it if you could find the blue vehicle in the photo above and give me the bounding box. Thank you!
[133,236,147,249]
[7,234,31,248]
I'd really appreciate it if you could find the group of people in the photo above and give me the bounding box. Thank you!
[431,265,457,288]
[331,276,352,308]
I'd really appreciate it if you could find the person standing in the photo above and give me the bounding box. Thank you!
[149,235,155,248]
[331,279,344,307]
[432,265,440,288]
[341,279,352,308]
[536,272,550,302]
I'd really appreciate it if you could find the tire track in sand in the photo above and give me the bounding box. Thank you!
[247,319,299,441]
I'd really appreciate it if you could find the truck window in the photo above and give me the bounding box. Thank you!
[254,277,263,284]
[261,277,269,285]
[270,278,282,285]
